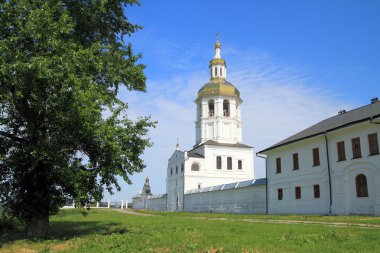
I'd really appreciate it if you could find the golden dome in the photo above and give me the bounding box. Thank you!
[209,58,226,67]
[196,80,241,102]
[215,40,221,49]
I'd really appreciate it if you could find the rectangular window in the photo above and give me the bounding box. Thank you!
[337,141,346,161]
[352,137,362,159]
[227,157,232,170]
[312,148,320,166]
[220,68,223,76]
[293,153,299,170]
[368,133,379,156]
[216,156,222,170]
[238,160,242,170]
[276,157,281,173]
[314,184,320,198]
[295,186,301,199]
[278,188,283,200]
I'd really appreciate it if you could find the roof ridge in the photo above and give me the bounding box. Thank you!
[258,101,380,153]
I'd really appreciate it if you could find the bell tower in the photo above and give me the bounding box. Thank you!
[195,38,243,145]
[210,39,227,81]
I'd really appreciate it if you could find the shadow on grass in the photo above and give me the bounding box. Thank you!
[0,220,128,247]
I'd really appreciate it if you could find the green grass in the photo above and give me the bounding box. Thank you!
[136,209,380,225]
[1,209,380,253]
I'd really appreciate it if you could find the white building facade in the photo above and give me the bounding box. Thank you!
[166,40,256,211]
[258,99,380,215]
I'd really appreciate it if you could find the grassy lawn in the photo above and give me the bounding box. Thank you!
[0,209,379,253]
[136,209,380,225]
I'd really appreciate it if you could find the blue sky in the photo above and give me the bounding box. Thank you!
[103,1,380,203]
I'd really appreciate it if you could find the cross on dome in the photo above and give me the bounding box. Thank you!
[210,34,226,81]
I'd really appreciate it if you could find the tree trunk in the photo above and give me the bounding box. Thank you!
[26,215,49,238]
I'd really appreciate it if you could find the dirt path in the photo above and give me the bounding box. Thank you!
[111,209,380,229]
[111,208,154,216]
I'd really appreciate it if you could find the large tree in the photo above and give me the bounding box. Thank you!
[0,0,155,237]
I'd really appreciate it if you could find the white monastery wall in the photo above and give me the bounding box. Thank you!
[184,185,266,214]
[146,195,167,211]
[131,198,144,210]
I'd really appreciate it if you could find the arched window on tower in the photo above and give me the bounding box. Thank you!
[208,100,215,117]
[191,163,200,171]
[220,68,223,76]
[356,174,368,197]
[223,100,230,117]
[214,67,217,77]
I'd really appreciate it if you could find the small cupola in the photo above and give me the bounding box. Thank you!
[209,36,227,82]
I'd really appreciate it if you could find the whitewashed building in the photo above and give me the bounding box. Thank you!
[258,98,380,215]
[166,39,259,211]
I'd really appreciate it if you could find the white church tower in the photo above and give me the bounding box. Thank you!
[195,39,242,145]
[166,38,255,211]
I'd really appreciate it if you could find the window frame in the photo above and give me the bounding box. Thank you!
[208,100,215,117]
[216,156,222,170]
[227,157,232,170]
[295,186,301,199]
[352,137,362,159]
[191,163,200,171]
[313,184,320,198]
[223,99,230,117]
[312,148,320,166]
[276,157,281,174]
[293,153,299,170]
[238,160,242,170]
[337,141,346,161]
[278,188,283,200]
[356,174,368,198]
[368,133,379,156]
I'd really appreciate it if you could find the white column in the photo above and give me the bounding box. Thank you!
[107,199,110,208]
[96,202,99,208]
[121,200,124,209]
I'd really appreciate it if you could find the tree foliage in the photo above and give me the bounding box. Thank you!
[0,0,155,237]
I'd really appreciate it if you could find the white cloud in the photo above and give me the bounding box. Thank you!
[103,45,357,203]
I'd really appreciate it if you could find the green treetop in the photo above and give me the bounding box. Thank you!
[0,0,155,237]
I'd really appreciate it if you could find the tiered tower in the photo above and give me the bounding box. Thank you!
[195,39,242,145]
